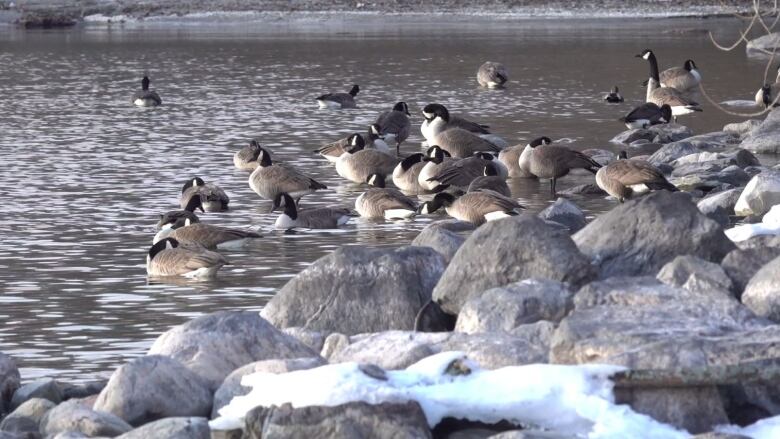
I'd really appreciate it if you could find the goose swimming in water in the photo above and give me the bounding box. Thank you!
[132,76,162,107]
[660,59,702,93]
[417,145,458,192]
[146,237,226,278]
[477,61,509,88]
[180,177,230,212]
[420,103,490,146]
[619,103,672,129]
[638,49,702,119]
[271,193,353,229]
[157,194,205,231]
[316,84,359,109]
[604,86,624,103]
[392,153,430,194]
[467,163,512,197]
[425,152,508,190]
[234,140,263,171]
[154,217,262,250]
[355,174,418,219]
[417,190,523,225]
[335,136,398,184]
[249,146,327,203]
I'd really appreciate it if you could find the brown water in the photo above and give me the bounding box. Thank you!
[0,16,773,382]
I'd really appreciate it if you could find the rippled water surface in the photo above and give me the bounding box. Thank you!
[0,16,773,381]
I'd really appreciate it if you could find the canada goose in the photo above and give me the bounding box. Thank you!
[366,124,391,153]
[315,133,363,163]
[392,153,429,194]
[418,145,458,191]
[421,103,490,145]
[467,164,511,197]
[335,137,398,184]
[425,152,508,189]
[604,86,624,103]
[146,238,226,278]
[517,136,553,177]
[154,217,262,250]
[180,177,229,212]
[756,66,780,109]
[432,127,502,158]
[157,193,204,230]
[271,193,353,229]
[316,84,359,109]
[619,103,673,129]
[132,76,162,107]
[249,147,326,202]
[355,174,418,219]
[375,102,411,154]
[638,49,702,118]
[596,151,678,202]
[528,143,602,196]
[660,59,702,92]
[234,140,263,171]
[417,190,522,225]
[477,61,509,88]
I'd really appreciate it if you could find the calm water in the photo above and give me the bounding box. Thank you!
[0,16,773,382]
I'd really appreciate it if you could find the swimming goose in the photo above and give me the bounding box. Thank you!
[315,133,363,163]
[157,193,204,230]
[355,174,418,219]
[477,61,509,88]
[154,217,262,250]
[425,152,508,189]
[180,177,229,212]
[432,127,502,158]
[316,84,359,109]
[234,140,263,171]
[660,59,702,93]
[417,190,522,225]
[596,151,678,202]
[375,102,411,154]
[249,147,326,202]
[335,137,398,184]
[527,143,602,196]
[517,136,552,177]
[604,86,624,103]
[467,163,511,197]
[619,103,672,129]
[146,238,226,278]
[392,153,429,194]
[271,193,353,229]
[756,66,780,108]
[418,145,458,191]
[421,103,490,145]
[132,76,162,107]
[638,49,702,118]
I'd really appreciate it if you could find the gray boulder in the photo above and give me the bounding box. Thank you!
[648,141,698,165]
[649,123,694,142]
[433,215,594,315]
[115,417,209,439]
[411,224,467,264]
[734,170,780,217]
[670,149,758,169]
[557,183,606,196]
[262,246,447,335]
[10,379,62,411]
[573,191,735,278]
[93,355,212,426]
[656,255,734,296]
[697,188,742,224]
[40,400,132,437]
[742,256,780,322]
[281,327,327,353]
[488,431,575,439]
[741,108,780,153]
[455,279,573,334]
[0,353,19,415]
[610,128,656,145]
[148,311,315,391]
[722,246,780,297]
[724,119,761,137]
[0,397,55,436]
[538,198,586,233]
[212,357,326,418]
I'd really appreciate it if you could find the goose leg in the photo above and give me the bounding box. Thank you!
[396,142,401,156]
[550,178,557,197]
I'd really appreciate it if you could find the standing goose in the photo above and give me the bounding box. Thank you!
[517,136,553,177]
[154,217,262,250]
[432,127,502,158]
[425,152,508,189]
[604,86,624,103]
[335,137,398,184]
[146,238,226,278]
[375,102,411,154]
[418,145,458,192]
[180,177,230,212]
[392,153,429,194]
[421,103,490,145]
[660,59,702,93]
[477,61,509,88]
[619,103,672,129]
[638,49,702,118]
[249,147,326,202]
[157,193,204,230]
[467,163,511,197]
[527,143,602,196]
[315,133,363,163]
[316,84,359,109]
[596,151,678,202]
[365,124,392,154]
[417,190,522,225]
[355,174,418,219]
[234,140,263,171]
[271,193,353,229]
[756,68,780,108]
[132,76,162,107]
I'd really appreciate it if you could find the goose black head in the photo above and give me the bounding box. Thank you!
[617,150,628,160]
[474,152,495,161]
[346,133,366,153]
[763,84,773,108]
[399,153,425,171]
[527,136,552,148]
[184,193,205,213]
[611,86,620,93]
[257,147,273,167]
[349,84,360,96]
[636,49,654,60]
[659,104,673,123]
[182,177,206,194]
[422,103,450,123]
[684,60,697,71]
[142,76,150,91]
[366,173,386,188]
[148,237,178,260]
[393,101,410,116]
[417,192,457,215]
[483,163,499,176]
[368,124,384,141]
[271,193,298,219]
[426,145,451,163]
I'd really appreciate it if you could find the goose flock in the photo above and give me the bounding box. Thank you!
[140,49,703,279]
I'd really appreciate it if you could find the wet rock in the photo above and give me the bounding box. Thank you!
[573,191,735,278]
[697,188,742,220]
[724,120,761,137]
[647,140,699,165]
[412,224,467,264]
[212,357,326,418]
[722,246,780,297]
[671,161,728,178]
[10,379,63,411]
[16,12,77,28]
[40,400,132,437]
[0,353,19,415]
[488,431,575,438]
[148,311,315,391]
[0,397,55,436]
[735,234,780,250]
[538,198,586,233]
[741,108,780,153]
[59,381,107,401]
[433,215,595,315]
[656,255,734,296]
[242,401,431,439]
[454,279,573,334]
[115,417,209,439]
[281,327,327,353]
[671,149,758,169]
[582,148,616,166]
[610,128,656,145]
[557,183,606,196]
[734,170,780,217]
[611,124,692,145]
[614,386,728,434]
[742,256,780,322]
[262,246,447,335]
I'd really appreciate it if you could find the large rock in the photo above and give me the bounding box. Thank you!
[40,400,132,437]
[212,357,326,418]
[538,198,586,233]
[242,401,431,439]
[741,109,780,153]
[648,141,699,165]
[573,191,735,279]
[724,120,761,137]
[0,397,55,436]
[148,311,316,391]
[611,124,692,145]
[262,246,447,335]
[741,256,780,322]
[411,223,468,264]
[454,279,573,334]
[0,353,19,415]
[94,356,212,426]
[433,215,595,315]
[281,327,327,354]
[656,255,733,296]
[671,149,758,169]
[734,170,780,217]
[115,417,210,439]
[10,379,63,411]
[721,246,780,297]
[698,188,742,225]
[747,32,780,56]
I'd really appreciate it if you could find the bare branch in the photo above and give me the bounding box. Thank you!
[697,82,779,117]
[708,14,758,51]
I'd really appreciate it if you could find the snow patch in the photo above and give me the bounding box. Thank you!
[725,204,780,242]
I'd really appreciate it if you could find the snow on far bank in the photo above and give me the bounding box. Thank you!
[726,204,780,242]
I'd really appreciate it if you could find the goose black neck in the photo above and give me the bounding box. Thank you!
[142,77,150,91]
[646,53,660,82]
[283,195,297,219]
